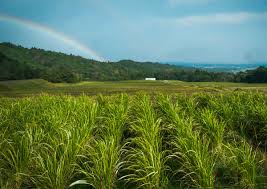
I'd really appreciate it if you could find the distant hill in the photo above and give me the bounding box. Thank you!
[1,42,262,83]
[0,42,202,82]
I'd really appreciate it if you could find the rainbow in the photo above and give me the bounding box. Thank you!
[0,14,105,61]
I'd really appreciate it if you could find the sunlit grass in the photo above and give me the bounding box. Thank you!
[0,92,266,188]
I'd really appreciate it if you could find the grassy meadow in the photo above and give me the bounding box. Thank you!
[1,91,267,188]
[2,79,267,97]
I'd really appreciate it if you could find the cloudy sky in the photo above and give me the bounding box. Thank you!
[0,0,267,63]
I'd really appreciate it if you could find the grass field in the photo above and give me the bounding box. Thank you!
[2,79,267,97]
[1,80,267,188]
[0,92,267,188]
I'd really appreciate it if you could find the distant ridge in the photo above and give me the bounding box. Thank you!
[1,42,265,83]
[0,42,197,82]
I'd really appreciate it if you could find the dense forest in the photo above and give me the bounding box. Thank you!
[0,42,267,83]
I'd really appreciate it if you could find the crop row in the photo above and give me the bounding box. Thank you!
[0,93,267,188]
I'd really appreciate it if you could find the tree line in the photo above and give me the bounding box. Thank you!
[0,42,267,83]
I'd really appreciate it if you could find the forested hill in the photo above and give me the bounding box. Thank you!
[1,42,266,83]
[0,42,196,82]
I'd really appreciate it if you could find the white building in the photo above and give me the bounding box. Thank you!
[145,78,156,81]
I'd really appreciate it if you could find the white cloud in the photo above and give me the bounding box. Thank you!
[171,12,267,26]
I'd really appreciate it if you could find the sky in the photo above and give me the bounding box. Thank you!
[0,0,267,63]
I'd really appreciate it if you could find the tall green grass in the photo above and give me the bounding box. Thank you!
[157,95,216,188]
[122,95,169,188]
[76,94,129,189]
[0,93,266,188]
